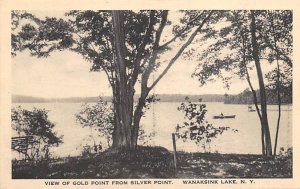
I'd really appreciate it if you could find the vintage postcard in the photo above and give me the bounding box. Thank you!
[0,0,299,188]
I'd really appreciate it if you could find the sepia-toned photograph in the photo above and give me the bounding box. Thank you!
[9,9,293,180]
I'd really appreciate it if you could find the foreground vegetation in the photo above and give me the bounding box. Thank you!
[13,146,174,179]
[12,146,292,179]
[176,149,292,178]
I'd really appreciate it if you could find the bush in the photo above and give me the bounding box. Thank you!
[176,97,237,152]
[11,106,63,161]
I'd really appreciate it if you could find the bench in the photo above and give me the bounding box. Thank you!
[11,135,38,160]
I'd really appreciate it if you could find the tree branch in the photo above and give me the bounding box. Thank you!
[138,10,169,94]
[257,30,292,67]
[128,11,157,87]
[154,11,169,49]
[131,11,169,141]
[148,10,214,91]
[74,32,115,87]
[140,10,169,85]
[158,11,205,50]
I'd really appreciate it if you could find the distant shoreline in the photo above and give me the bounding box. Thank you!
[12,94,293,105]
[12,94,225,103]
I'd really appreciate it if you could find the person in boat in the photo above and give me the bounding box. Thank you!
[248,105,255,112]
[220,112,224,117]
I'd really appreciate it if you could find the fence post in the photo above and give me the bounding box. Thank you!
[172,133,177,170]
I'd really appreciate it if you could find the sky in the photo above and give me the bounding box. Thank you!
[11,10,267,99]
[12,49,258,98]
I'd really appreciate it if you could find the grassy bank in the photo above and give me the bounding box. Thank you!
[12,146,292,179]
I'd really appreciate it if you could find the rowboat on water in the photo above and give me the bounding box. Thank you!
[213,115,236,119]
[248,105,256,112]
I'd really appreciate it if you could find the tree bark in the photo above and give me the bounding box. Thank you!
[111,10,133,150]
[250,10,272,156]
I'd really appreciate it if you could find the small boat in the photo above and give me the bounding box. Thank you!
[248,105,256,112]
[213,115,236,119]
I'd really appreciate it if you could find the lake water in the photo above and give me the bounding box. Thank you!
[12,102,292,157]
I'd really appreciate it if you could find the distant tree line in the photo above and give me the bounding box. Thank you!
[12,94,225,103]
[224,88,292,105]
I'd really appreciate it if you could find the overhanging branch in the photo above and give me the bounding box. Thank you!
[158,11,205,50]
[148,11,214,91]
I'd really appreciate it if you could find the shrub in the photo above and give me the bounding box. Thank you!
[176,97,237,152]
[11,106,63,161]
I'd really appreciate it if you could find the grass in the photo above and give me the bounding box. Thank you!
[12,146,292,179]
[12,146,175,179]
[176,150,292,178]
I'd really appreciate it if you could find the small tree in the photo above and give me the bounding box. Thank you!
[176,97,237,152]
[11,106,63,160]
[75,98,114,148]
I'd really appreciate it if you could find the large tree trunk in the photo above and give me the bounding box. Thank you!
[250,10,272,156]
[111,10,134,150]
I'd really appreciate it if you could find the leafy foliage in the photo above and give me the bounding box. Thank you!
[76,97,114,147]
[265,65,292,103]
[176,97,237,152]
[193,10,292,87]
[11,10,216,88]
[11,106,63,160]
[142,94,160,116]
[189,10,292,156]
